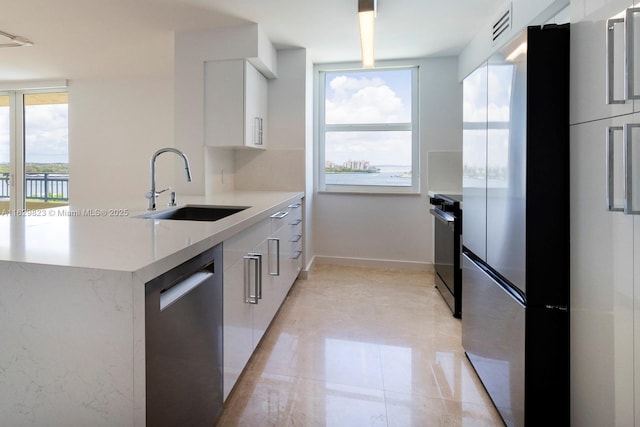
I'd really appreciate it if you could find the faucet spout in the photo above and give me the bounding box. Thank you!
[146,148,192,211]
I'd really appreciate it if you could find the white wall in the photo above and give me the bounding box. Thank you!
[313,57,462,269]
[69,75,175,209]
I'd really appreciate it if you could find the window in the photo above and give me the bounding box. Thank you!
[0,86,69,212]
[318,65,419,193]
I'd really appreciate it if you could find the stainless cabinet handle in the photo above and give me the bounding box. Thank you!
[607,17,626,104]
[244,254,261,304]
[268,238,280,276]
[287,203,301,209]
[289,218,302,226]
[254,117,263,145]
[623,123,640,214]
[270,211,289,219]
[247,253,263,299]
[607,126,624,211]
[290,234,302,243]
[626,8,640,99]
[292,250,302,260]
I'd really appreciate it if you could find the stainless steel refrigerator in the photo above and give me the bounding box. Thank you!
[461,24,569,427]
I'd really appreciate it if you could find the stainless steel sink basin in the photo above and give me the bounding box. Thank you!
[136,205,249,221]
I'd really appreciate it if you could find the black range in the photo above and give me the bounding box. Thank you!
[429,193,462,318]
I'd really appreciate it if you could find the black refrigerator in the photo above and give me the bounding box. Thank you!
[461,24,569,427]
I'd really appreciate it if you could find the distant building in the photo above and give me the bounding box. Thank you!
[343,160,371,170]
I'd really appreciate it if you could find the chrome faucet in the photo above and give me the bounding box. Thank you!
[146,148,192,211]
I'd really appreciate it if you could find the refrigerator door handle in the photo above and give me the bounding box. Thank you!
[607,17,626,104]
[623,123,640,214]
[626,8,640,100]
[607,125,624,211]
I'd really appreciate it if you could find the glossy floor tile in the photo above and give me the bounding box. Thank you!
[216,264,504,426]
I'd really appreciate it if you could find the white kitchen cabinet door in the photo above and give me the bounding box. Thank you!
[570,0,634,125]
[205,59,268,149]
[222,218,271,400]
[570,115,634,427]
[244,62,268,148]
[250,237,275,349]
[222,254,253,400]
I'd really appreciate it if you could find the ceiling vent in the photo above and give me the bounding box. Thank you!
[492,4,512,44]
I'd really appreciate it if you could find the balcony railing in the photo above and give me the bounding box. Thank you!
[0,172,69,202]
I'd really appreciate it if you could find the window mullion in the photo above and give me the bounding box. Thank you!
[9,92,25,210]
[326,123,412,132]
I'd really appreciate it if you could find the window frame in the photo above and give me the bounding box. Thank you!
[316,62,420,194]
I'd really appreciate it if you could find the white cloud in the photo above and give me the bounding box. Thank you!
[0,104,68,164]
[326,75,409,124]
[25,104,69,163]
[324,72,413,166]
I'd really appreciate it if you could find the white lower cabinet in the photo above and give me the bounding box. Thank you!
[223,198,303,400]
[222,218,270,400]
[570,115,635,426]
[269,202,303,307]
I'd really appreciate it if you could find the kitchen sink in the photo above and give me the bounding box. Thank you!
[136,205,249,221]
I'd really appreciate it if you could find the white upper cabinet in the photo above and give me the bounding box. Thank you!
[205,59,268,149]
[569,0,640,122]
[570,0,634,125]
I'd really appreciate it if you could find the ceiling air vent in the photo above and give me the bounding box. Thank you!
[492,4,512,44]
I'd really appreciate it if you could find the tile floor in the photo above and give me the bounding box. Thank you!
[216,264,504,426]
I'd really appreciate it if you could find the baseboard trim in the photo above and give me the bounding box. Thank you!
[309,255,433,272]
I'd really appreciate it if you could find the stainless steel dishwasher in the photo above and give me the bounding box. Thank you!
[145,243,223,426]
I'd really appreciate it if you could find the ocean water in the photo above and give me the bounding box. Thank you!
[325,166,411,186]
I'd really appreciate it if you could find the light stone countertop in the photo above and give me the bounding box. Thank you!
[0,190,305,426]
[0,190,304,282]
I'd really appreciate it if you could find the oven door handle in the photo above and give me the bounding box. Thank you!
[430,208,455,225]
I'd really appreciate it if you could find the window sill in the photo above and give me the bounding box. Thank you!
[318,189,422,196]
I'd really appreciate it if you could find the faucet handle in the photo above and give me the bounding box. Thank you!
[145,187,171,199]
[168,191,177,206]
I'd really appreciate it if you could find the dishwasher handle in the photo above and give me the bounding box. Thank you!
[160,269,214,311]
[430,208,455,224]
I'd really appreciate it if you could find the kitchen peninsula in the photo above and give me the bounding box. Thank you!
[0,190,303,426]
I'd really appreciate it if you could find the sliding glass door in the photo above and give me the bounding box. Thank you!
[0,95,11,212]
[0,90,68,212]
